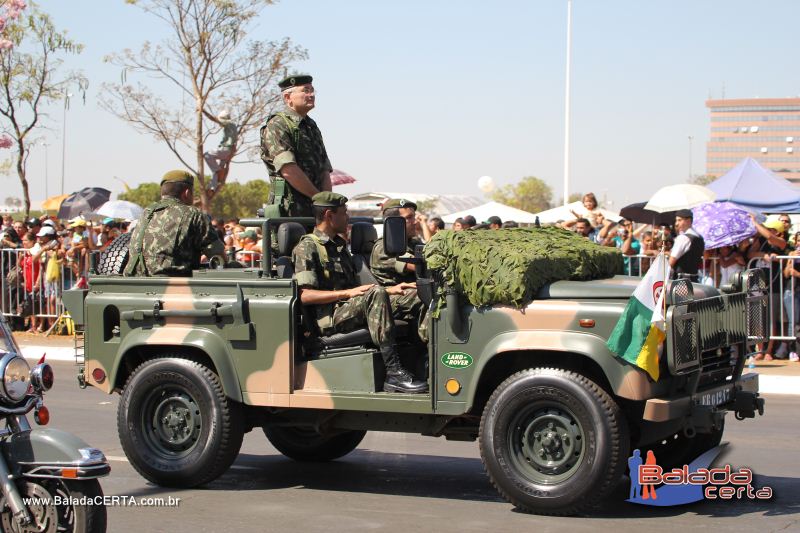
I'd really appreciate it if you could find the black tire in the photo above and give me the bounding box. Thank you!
[263,426,366,462]
[96,231,131,275]
[479,368,629,516]
[643,417,725,470]
[118,356,244,487]
[0,478,106,533]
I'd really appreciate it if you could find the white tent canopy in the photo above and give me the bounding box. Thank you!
[442,201,539,224]
[533,201,620,224]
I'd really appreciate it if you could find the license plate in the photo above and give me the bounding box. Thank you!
[694,386,732,407]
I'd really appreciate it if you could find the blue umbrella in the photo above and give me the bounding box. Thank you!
[691,202,757,249]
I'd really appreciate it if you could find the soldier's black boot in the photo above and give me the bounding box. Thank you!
[384,367,429,394]
[381,347,428,393]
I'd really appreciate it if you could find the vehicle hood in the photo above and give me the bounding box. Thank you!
[536,276,640,300]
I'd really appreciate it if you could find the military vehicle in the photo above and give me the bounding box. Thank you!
[62,216,767,516]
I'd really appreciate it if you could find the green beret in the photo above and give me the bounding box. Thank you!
[241,229,258,240]
[278,74,313,90]
[312,191,348,207]
[382,198,417,211]
[160,170,194,186]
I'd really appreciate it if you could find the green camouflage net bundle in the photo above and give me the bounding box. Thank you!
[424,227,623,308]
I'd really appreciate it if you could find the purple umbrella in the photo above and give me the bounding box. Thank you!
[691,202,756,249]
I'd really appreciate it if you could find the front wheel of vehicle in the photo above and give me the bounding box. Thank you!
[263,426,366,462]
[479,368,629,516]
[118,357,244,487]
[0,478,107,533]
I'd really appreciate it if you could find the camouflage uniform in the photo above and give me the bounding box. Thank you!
[293,228,400,351]
[370,237,428,342]
[260,108,332,217]
[370,237,423,286]
[124,197,223,277]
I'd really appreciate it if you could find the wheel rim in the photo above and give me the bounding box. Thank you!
[141,384,202,459]
[0,481,58,533]
[508,403,586,485]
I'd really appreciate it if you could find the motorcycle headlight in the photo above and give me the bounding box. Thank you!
[0,353,31,402]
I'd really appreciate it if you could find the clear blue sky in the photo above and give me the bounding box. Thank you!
[14,0,800,212]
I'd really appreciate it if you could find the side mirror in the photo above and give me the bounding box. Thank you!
[383,216,407,256]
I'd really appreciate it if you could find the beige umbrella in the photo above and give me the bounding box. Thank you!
[40,193,70,212]
[644,184,716,213]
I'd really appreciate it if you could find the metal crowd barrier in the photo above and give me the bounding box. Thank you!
[0,248,81,323]
[621,254,720,286]
[748,255,800,342]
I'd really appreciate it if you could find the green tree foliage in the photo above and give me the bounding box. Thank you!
[0,5,85,215]
[490,176,553,213]
[118,182,161,208]
[118,178,269,220]
[689,174,716,186]
[209,179,269,219]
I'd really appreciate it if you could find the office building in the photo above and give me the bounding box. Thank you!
[706,97,800,184]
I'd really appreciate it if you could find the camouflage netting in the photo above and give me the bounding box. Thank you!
[424,227,623,308]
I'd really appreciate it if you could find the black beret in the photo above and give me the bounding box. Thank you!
[160,170,194,186]
[382,198,417,211]
[675,209,693,219]
[278,74,313,90]
[312,191,348,207]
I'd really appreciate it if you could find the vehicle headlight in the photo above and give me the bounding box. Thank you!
[0,353,31,402]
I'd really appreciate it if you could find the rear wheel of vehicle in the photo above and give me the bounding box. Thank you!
[0,478,106,533]
[96,231,131,275]
[643,417,725,470]
[263,426,366,462]
[479,368,629,516]
[118,357,244,487]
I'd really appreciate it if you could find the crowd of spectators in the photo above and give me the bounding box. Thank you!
[6,197,800,362]
[0,213,270,333]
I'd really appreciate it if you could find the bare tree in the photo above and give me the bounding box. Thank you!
[0,6,85,215]
[100,0,306,212]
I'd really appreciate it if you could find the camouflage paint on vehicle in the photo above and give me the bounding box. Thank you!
[71,269,653,416]
[65,260,764,437]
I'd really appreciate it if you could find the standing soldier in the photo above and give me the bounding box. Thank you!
[261,74,332,217]
[124,170,224,277]
[370,198,428,343]
[292,192,428,394]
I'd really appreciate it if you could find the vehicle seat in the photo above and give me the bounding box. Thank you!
[276,222,306,278]
[350,222,379,285]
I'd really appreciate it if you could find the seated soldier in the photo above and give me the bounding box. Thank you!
[370,198,428,343]
[292,192,428,394]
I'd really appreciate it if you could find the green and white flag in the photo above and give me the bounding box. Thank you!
[606,253,671,380]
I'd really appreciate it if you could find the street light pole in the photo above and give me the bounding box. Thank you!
[42,142,49,199]
[688,135,693,181]
[60,93,71,195]
[563,0,573,206]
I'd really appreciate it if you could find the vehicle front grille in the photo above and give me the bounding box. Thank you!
[667,291,764,378]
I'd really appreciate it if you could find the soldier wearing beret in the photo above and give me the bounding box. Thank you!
[292,192,428,394]
[370,199,429,343]
[124,170,225,277]
[260,74,332,217]
[370,199,424,286]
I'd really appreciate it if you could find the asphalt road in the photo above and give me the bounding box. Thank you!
[36,362,800,533]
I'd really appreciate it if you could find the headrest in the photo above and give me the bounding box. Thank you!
[277,222,306,257]
[350,222,378,255]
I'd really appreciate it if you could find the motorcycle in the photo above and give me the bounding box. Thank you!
[0,316,109,532]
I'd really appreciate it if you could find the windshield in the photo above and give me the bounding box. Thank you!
[0,315,21,355]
